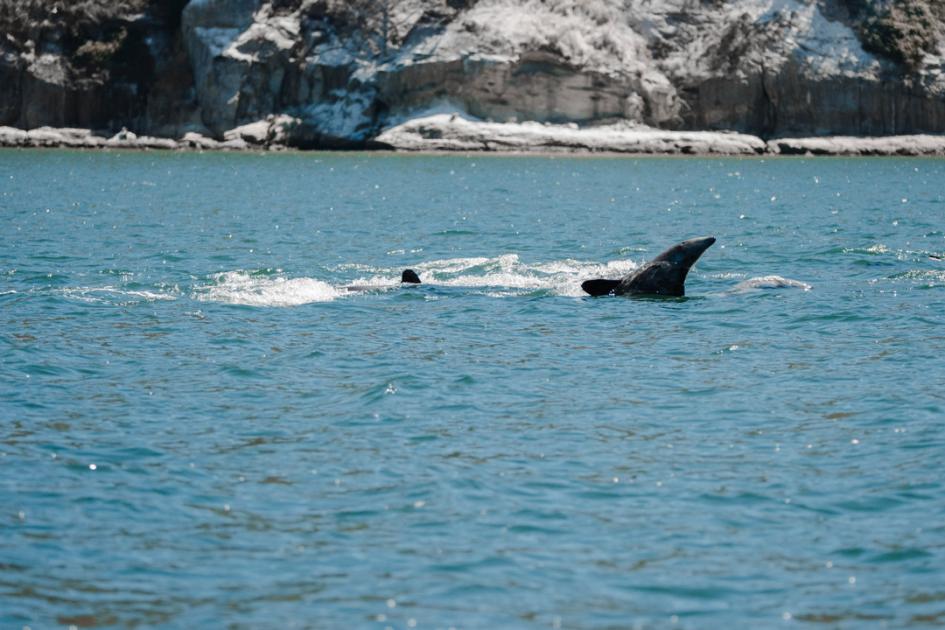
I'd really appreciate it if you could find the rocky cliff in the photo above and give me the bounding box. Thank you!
[1,0,944,147]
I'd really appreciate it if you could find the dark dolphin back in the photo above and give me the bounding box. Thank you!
[582,236,716,297]
[616,261,685,296]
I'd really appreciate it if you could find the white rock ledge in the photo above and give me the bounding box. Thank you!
[3,119,945,156]
[376,115,768,155]
[0,126,267,151]
[768,135,945,156]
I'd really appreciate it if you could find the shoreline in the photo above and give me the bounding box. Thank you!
[3,118,945,157]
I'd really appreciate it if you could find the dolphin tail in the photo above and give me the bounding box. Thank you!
[581,278,620,296]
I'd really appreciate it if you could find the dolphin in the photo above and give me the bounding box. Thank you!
[582,236,716,297]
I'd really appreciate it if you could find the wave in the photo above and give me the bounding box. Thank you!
[191,256,640,307]
[844,244,945,262]
[888,269,945,287]
[58,285,180,304]
[192,271,342,307]
[730,275,812,293]
[36,257,819,309]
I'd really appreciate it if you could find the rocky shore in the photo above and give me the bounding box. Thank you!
[2,0,943,155]
[4,116,945,156]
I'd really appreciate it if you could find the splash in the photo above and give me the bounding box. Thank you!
[194,255,644,306]
[193,271,341,307]
[355,254,639,297]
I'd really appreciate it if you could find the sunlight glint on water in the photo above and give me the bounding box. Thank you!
[1,150,944,628]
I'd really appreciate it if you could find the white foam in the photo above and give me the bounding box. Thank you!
[894,270,945,285]
[193,271,341,307]
[421,256,494,273]
[59,286,179,304]
[126,289,178,301]
[344,275,403,290]
[397,254,639,297]
[731,275,812,292]
[192,254,644,305]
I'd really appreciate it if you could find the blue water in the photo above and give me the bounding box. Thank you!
[2,150,944,629]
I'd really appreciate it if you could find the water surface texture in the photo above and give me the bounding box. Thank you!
[2,151,944,628]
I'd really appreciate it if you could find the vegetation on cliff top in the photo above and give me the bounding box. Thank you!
[843,0,944,70]
[0,0,187,79]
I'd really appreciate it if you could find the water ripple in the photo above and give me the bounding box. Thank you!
[2,151,944,628]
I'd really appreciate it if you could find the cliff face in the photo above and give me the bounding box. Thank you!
[2,0,944,144]
[0,0,201,134]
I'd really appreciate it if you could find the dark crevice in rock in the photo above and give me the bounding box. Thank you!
[758,63,777,140]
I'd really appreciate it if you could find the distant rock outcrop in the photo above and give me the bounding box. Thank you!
[1,0,943,147]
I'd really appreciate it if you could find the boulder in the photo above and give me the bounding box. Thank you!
[0,126,29,147]
[223,119,271,144]
[180,132,222,150]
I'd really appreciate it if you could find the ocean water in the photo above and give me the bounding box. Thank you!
[1,149,944,629]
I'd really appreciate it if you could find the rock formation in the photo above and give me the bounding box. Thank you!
[1,0,943,148]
